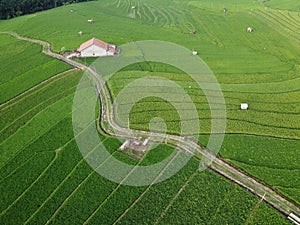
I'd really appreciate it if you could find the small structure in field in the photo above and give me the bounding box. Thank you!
[189,30,196,35]
[142,138,149,146]
[247,27,253,33]
[76,37,119,58]
[128,6,136,19]
[132,140,142,146]
[119,138,150,160]
[192,50,198,56]
[78,31,83,36]
[87,19,93,24]
[120,140,130,151]
[241,103,249,110]
[222,7,227,13]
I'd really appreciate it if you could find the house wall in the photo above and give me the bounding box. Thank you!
[80,45,113,57]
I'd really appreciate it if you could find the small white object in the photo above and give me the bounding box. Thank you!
[241,103,249,110]
[192,51,198,56]
[132,6,136,9]
[78,31,83,35]
[247,27,253,33]
[142,138,149,146]
[120,140,130,151]
[88,19,93,23]
[189,85,192,89]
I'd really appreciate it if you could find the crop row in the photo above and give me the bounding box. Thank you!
[0,82,80,143]
[0,140,87,224]
[112,158,198,224]
[108,70,299,139]
[0,118,74,183]
[157,170,290,224]
[109,71,300,103]
[0,70,81,131]
[0,93,76,169]
[0,34,71,103]
[45,142,175,224]
[232,160,300,204]
[214,133,300,204]
[253,9,300,49]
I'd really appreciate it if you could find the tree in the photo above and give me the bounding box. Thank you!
[0,0,94,20]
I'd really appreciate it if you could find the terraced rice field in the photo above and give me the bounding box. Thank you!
[104,0,300,207]
[0,34,71,103]
[0,0,299,224]
[0,68,289,224]
[108,68,300,139]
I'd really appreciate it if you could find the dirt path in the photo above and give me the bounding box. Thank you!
[0,32,85,69]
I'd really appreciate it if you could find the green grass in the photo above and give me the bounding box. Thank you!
[0,0,299,224]
[107,69,300,139]
[263,0,300,11]
[109,62,299,205]
[188,0,262,12]
[0,0,299,74]
[106,160,290,225]
[156,170,290,225]
[0,70,82,143]
[198,134,300,205]
[188,0,300,12]
[0,34,71,103]
[0,58,290,225]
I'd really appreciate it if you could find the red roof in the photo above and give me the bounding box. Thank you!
[77,37,116,52]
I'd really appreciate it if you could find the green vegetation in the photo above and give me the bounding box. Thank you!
[263,0,300,11]
[0,0,94,19]
[0,70,288,224]
[0,33,71,103]
[198,134,300,205]
[107,69,300,139]
[0,0,299,224]
[155,170,290,225]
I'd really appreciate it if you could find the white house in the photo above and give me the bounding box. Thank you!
[76,37,118,58]
[241,103,249,110]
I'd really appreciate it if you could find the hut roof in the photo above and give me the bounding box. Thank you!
[77,38,115,52]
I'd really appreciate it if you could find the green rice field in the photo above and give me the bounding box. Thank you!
[0,0,299,224]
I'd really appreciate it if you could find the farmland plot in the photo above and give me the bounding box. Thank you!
[0,34,71,103]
